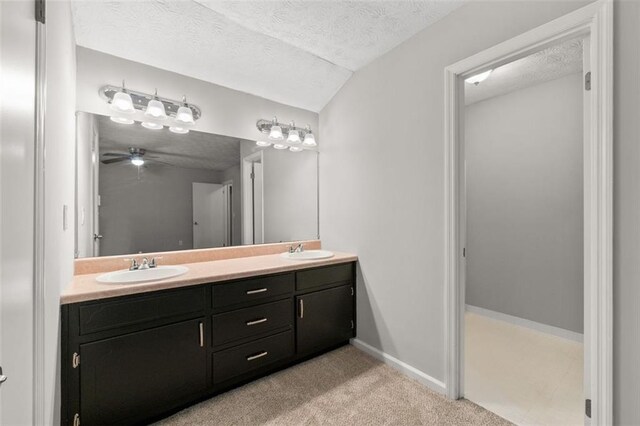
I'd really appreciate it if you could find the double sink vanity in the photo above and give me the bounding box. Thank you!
[60,242,357,425]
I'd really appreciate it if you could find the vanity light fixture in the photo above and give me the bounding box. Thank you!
[110,80,135,114]
[99,84,202,130]
[145,89,167,120]
[141,121,163,130]
[255,118,317,152]
[110,115,134,125]
[169,126,189,134]
[287,121,301,144]
[465,69,493,86]
[268,117,284,141]
[175,96,195,125]
[302,125,316,147]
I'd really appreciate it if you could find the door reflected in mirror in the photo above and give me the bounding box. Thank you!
[75,112,318,258]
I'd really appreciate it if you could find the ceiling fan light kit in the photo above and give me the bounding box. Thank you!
[100,83,201,134]
[256,117,318,152]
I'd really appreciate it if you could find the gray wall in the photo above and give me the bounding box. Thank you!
[319,0,592,391]
[76,47,319,143]
[99,163,222,255]
[465,73,584,334]
[320,1,640,423]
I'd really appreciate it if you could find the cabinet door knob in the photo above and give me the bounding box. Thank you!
[246,318,267,326]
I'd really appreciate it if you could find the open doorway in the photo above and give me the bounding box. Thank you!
[242,151,264,245]
[444,2,613,424]
[462,37,586,425]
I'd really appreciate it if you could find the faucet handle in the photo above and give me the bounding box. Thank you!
[124,258,139,270]
[149,257,163,268]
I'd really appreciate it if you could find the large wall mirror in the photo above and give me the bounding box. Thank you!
[76,112,319,258]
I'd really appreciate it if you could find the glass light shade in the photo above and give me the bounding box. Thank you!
[289,146,303,152]
[465,69,492,85]
[111,91,135,114]
[110,115,134,125]
[256,140,271,147]
[131,156,144,166]
[287,129,301,144]
[141,121,163,130]
[175,106,194,125]
[269,125,284,141]
[302,132,317,146]
[169,126,189,134]
[273,143,288,150]
[145,99,167,120]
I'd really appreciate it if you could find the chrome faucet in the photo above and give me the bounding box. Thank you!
[125,257,161,271]
[289,243,304,253]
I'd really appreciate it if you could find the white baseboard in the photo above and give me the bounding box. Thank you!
[465,305,584,343]
[350,338,446,395]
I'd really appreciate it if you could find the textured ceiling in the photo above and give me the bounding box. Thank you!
[97,115,243,171]
[71,0,463,112]
[465,37,584,105]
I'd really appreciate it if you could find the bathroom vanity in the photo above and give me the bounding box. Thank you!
[61,255,356,425]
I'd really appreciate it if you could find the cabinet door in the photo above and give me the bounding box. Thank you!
[80,318,207,425]
[296,285,354,356]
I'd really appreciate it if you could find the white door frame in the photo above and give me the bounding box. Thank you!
[443,1,613,424]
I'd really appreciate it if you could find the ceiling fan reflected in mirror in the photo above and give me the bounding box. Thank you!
[100,147,156,166]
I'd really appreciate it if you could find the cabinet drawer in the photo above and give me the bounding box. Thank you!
[212,299,292,348]
[296,263,353,292]
[79,286,206,335]
[212,274,294,310]
[213,330,294,383]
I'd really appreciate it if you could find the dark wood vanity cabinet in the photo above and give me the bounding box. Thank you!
[61,261,356,426]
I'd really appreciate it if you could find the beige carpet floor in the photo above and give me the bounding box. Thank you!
[156,345,512,425]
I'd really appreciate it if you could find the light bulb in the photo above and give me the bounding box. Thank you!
[141,121,163,130]
[256,140,271,147]
[145,89,167,120]
[268,117,283,140]
[269,125,283,141]
[289,146,303,152]
[287,128,301,144]
[273,143,287,150]
[111,91,135,114]
[131,155,144,166]
[465,69,493,85]
[169,126,189,134]
[110,115,134,125]
[302,127,316,146]
[175,97,194,125]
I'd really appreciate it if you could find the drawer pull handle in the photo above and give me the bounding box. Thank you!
[199,322,204,347]
[246,318,268,326]
[247,351,268,361]
[246,288,268,295]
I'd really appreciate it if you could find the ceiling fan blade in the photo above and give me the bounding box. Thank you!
[101,157,129,164]
[102,152,128,157]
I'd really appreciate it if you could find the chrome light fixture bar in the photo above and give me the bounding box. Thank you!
[100,85,202,120]
[256,117,317,152]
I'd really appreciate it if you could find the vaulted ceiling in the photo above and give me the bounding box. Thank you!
[71,0,464,112]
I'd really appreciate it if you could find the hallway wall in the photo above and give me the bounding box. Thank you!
[465,73,584,334]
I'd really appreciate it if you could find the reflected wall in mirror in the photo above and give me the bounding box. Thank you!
[75,112,318,258]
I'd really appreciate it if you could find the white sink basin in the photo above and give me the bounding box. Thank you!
[96,265,189,284]
[280,250,334,261]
